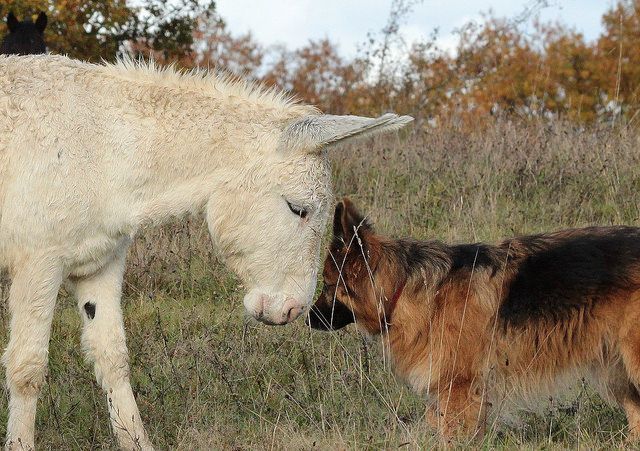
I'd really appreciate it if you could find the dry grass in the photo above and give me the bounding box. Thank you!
[1,118,640,449]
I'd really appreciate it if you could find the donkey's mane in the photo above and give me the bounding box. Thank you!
[0,54,316,114]
[103,56,316,113]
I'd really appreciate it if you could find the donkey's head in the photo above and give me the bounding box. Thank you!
[206,113,412,325]
[0,12,47,55]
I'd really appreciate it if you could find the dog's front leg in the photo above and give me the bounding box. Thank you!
[431,377,487,443]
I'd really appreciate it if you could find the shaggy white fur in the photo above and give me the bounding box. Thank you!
[0,54,412,450]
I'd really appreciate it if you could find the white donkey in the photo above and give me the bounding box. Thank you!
[0,54,412,450]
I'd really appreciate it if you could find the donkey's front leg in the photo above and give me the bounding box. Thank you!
[71,250,153,451]
[3,254,63,451]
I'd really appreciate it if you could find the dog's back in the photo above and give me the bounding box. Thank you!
[484,227,640,411]
[499,226,640,327]
[397,226,640,395]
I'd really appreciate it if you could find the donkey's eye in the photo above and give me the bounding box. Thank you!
[286,201,308,219]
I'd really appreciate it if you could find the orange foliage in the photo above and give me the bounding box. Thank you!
[248,1,640,126]
[262,39,366,114]
[1,0,214,62]
[7,0,640,125]
[596,0,640,121]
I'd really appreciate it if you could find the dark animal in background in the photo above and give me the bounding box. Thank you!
[0,12,47,55]
[308,198,640,442]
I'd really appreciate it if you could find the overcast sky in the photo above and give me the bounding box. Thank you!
[214,0,614,56]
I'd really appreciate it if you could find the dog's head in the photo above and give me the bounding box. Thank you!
[307,198,400,334]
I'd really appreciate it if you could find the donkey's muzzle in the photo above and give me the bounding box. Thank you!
[244,290,307,325]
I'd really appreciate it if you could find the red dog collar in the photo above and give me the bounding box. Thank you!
[386,279,406,326]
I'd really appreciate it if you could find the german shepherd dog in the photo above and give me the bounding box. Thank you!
[308,198,640,440]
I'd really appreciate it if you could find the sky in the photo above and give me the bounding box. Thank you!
[214,0,614,57]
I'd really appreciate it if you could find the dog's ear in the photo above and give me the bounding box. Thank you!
[35,12,47,33]
[331,199,382,284]
[332,201,345,239]
[335,198,379,265]
[7,12,18,32]
[333,198,371,244]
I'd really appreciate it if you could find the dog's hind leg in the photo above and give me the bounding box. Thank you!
[596,361,640,441]
[614,304,640,441]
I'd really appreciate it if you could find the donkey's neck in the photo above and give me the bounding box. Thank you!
[79,58,316,227]
[118,90,308,226]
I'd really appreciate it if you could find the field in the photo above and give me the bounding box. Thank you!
[1,119,639,449]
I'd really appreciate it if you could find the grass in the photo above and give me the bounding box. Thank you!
[1,118,640,449]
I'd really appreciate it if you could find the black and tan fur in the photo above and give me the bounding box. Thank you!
[308,198,640,440]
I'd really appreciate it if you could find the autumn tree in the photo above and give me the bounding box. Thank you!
[450,18,544,118]
[262,39,366,114]
[539,24,600,122]
[0,0,215,61]
[191,14,263,76]
[8,0,640,126]
[396,41,458,124]
[595,0,640,122]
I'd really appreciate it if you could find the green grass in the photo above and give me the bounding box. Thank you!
[2,119,640,449]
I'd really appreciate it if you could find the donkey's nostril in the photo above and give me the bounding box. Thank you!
[280,298,306,323]
[286,306,304,323]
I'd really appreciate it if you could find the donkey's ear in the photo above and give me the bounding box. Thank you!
[35,12,47,33]
[282,113,413,152]
[7,12,18,32]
